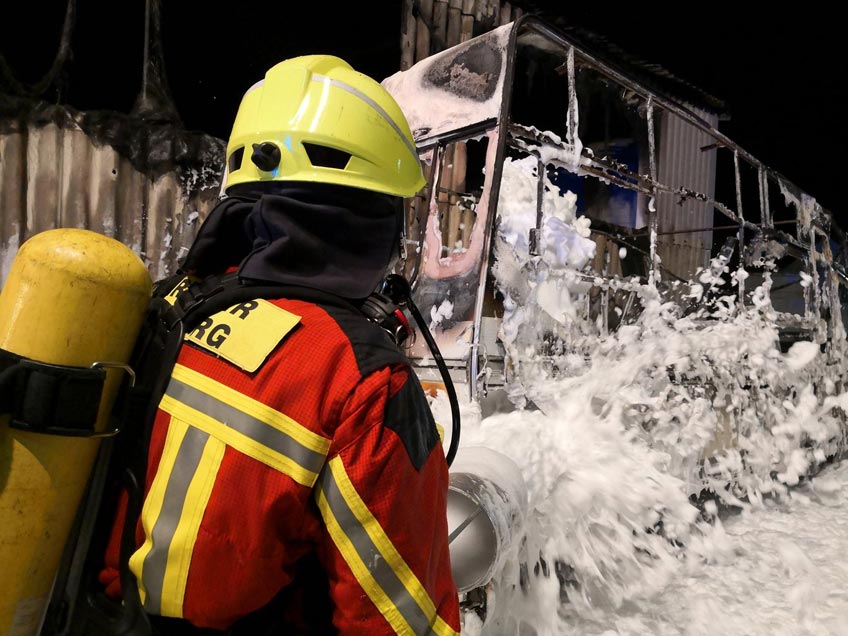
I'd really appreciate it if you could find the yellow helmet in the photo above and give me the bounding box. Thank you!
[223,55,424,198]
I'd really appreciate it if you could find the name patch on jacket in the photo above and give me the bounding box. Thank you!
[185,300,301,372]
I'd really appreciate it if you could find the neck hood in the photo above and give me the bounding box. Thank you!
[181,183,402,299]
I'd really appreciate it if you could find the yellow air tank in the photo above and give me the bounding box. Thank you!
[0,228,152,636]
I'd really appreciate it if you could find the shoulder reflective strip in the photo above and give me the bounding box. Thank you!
[316,457,459,636]
[172,364,330,455]
[159,392,320,487]
[130,420,214,617]
[159,373,327,486]
[311,74,419,162]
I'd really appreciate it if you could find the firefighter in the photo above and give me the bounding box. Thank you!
[99,54,461,635]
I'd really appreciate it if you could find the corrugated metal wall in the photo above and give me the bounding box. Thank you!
[655,107,719,279]
[0,111,224,284]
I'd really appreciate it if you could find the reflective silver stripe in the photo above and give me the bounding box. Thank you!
[166,377,326,476]
[244,78,264,96]
[318,467,438,636]
[311,74,419,161]
[141,425,209,615]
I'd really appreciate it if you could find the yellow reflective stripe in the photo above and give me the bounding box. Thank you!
[171,364,330,456]
[317,457,459,636]
[333,458,436,616]
[130,360,335,618]
[316,484,411,635]
[129,418,190,609]
[160,434,225,617]
[160,394,318,487]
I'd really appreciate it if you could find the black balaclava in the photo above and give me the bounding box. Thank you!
[180,182,402,300]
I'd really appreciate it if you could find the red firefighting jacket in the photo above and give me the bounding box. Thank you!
[100,282,460,635]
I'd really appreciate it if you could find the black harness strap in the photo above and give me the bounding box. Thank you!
[0,348,108,436]
[171,272,366,330]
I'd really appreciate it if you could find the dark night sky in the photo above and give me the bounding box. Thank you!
[1,2,844,217]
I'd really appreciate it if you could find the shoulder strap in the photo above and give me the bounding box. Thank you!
[171,272,364,328]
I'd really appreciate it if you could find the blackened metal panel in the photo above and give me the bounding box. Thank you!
[383,22,514,142]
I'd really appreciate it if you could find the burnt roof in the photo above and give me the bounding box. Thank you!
[508,6,730,117]
[557,24,729,117]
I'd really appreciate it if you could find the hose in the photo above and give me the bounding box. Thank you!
[381,274,462,466]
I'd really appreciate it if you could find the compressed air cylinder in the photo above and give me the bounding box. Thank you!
[0,229,152,636]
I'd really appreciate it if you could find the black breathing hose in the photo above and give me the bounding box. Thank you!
[381,275,461,467]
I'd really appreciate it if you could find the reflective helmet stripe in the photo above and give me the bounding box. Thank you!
[244,78,265,96]
[311,74,419,162]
